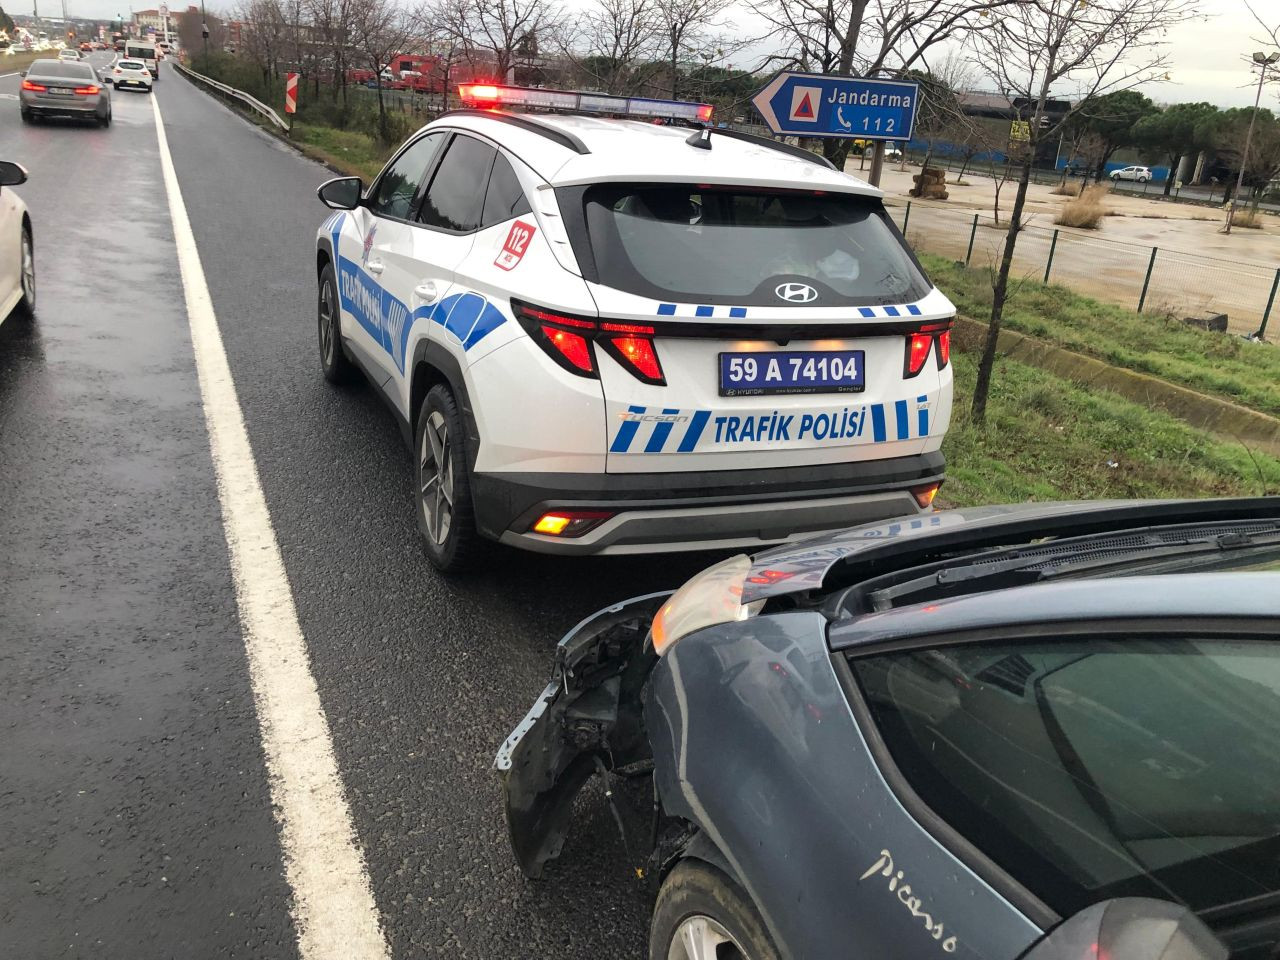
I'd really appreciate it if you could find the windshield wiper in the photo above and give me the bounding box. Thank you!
[866,527,1280,610]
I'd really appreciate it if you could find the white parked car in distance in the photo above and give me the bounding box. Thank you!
[0,161,35,327]
[1110,165,1153,183]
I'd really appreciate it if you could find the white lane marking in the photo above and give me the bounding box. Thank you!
[149,93,390,960]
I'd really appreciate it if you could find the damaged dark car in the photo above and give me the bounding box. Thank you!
[497,497,1280,960]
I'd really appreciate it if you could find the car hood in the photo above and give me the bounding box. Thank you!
[740,497,1280,603]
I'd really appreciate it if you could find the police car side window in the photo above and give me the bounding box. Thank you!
[419,135,497,233]
[369,133,443,221]
[481,154,532,228]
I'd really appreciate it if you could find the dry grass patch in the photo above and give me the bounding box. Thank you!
[1231,211,1264,230]
[1050,181,1082,197]
[1055,183,1112,229]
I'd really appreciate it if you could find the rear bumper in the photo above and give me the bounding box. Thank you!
[474,451,944,555]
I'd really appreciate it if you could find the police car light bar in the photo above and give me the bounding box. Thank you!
[458,83,713,123]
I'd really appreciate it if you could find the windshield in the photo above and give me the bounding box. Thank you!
[29,60,94,79]
[852,637,1280,926]
[574,183,931,306]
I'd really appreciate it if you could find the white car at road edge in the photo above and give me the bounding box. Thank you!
[1110,165,1153,183]
[0,160,35,327]
[313,85,956,572]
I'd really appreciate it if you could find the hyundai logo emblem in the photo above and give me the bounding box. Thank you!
[774,282,818,303]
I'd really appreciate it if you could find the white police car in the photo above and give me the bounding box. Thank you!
[314,84,955,572]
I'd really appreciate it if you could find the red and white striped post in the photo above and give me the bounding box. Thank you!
[284,72,298,134]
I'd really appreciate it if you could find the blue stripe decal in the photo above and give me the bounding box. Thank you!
[729,307,748,319]
[917,394,929,436]
[884,306,901,317]
[610,406,646,453]
[645,408,681,453]
[678,410,710,452]
[695,305,714,318]
[907,304,922,316]
[871,404,886,443]
[859,307,876,318]
[895,399,909,439]
[657,303,676,316]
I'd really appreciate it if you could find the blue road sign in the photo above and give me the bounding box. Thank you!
[752,72,920,141]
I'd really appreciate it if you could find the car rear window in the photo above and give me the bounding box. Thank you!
[120,60,145,69]
[30,60,94,79]
[850,637,1280,923]
[572,183,931,306]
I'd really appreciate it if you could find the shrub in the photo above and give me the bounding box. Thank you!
[1050,181,1081,197]
[1054,183,1111,229]
[1232,211,1264,229]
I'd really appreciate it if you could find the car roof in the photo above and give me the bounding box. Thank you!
[828,572,1280,651]
[426,111,882,196]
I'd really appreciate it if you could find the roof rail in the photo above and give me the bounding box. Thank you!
[706,128,837,171]
[440,108,591,155]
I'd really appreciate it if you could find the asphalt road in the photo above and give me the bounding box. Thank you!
[0,54,714,959]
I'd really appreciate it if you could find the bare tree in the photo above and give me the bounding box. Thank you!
[307,0,358,111]
[561,0,662,94]
[653,0,737,100]
[351,0,414,141]
[749,0,1023,170]
[432,0,561,82]
[966,0,1201,424]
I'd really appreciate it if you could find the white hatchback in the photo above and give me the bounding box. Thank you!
[1110,165,1153,183]
[111,58,154,91]
[0,161,35,328]
[313,87,956,571]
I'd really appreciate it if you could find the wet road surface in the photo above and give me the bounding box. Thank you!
[0,54,714,959]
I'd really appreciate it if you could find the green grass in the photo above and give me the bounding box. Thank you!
[922,253,1280,418]
[289,123,394,182]
[939,350,1280,507]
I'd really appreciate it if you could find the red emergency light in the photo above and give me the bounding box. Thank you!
[456,82,713,124]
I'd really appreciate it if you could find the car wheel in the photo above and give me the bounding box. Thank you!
[17,226,35,319]
[20,108,32,124]
[317,262,354,384]
[100,110,111,127]
[415,384,483,573]
[650,861,781,960]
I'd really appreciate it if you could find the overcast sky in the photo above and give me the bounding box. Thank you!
[44,0,1280,110]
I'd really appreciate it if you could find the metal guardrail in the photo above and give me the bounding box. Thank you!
[173,60,289,132]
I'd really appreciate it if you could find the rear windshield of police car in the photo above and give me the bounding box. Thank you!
[574,183,931,307]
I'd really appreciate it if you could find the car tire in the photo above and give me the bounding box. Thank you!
[650,860,781,960]
[415,384,483,574]
[20,108,32,124]
[16,225,35,319]
[317,262,354,384]
[99,110,111,127]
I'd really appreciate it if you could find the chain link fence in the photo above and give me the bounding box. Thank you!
[893,199,1280,338]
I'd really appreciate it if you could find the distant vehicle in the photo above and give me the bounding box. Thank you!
[19,58,112,126]
[124,39,159,79]
[78,41,92,51]
[0,160,35,327]
[57,47,83,61]
[111,58,153,92]
[1111,165,1152,183]
[863,141,903,161]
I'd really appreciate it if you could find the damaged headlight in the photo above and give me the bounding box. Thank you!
[650,554,765,656]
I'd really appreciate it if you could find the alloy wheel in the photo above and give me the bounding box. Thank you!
[419,411,454,546]
[20,232,35,310]
[668,916,747,960]
[318,278,336,365]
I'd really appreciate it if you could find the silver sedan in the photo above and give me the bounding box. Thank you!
[19,58,112,127]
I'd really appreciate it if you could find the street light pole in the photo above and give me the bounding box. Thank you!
[201,0,208,61]
[1225,51,1280,235]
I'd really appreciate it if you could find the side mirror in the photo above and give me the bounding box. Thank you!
[1021,899,1227,960]
[0,161,29,187]
[317,176,363,211]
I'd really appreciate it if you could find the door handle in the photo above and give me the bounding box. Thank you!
[414,280,438,303]
[367,259,384,275]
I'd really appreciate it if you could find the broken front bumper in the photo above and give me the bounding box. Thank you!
[494,591,670,878]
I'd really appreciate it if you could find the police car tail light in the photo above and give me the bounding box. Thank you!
[600,334,665,386]
[650,554,765,657]
[903,321,953,378]
[905,333,933,378]
[912,482,941,510]
[544,326,595,374]
[513,300,600,379]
